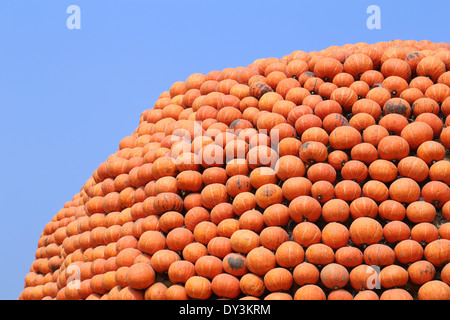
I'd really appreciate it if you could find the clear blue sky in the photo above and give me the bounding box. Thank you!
[0,0,448,300]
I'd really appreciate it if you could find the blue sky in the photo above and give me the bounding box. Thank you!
[0,0,448,300]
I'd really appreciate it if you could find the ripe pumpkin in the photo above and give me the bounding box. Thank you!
[424,239,450,267]
[349,217,383,248]
[421,181,450,208]
[289,195,322,223]
[383,220,411,244]
[293,284,326,300]
[239,273,265,297]
[329,126,362,150]
[363,244,395,266]
[321,222,349,249]
[304,243,335,267]
[275,241,305,268]
[245,247,276,276]
[334,246,364,268]
[292,222,322,248]
[319,263,349,289]
[379,288,413,301]
[263,267,293,292]
[211,273,241,299]
[397,156,429,182]
[293,262,320,286]
[418,280,450,300]
[184,276,212,300]
[389,178,421,205]
[407,260,436,285]
[377,135,410,163]
[394,240,424,265]
[406,202,436,224]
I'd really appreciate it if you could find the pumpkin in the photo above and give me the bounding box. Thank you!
[125,263,155,290]
[424,239,450,267]
[416,141,446,165]
[349,264,380,291]
[292,262,320,286]
[389,178,421,205]
[333,72,355,88]
[275,241,305,268]
[350,142,378,165]
[184,276,212,300]
[415,112,444,138]
[321,199,350,223]
[289,195,322,223]
[363,244,395,266]
[429,160,450,185]
[353,290,379,300]
[381,58,411,81]
[343,53,374,79]
[327,150,348,171]
[362,180,389,203]
[230,230,260,254]
[418,280,450,300]
[382,77,409,98]
[294,284,326,300]
[349,217,383,248]
[299,141,328,165]
[353,99,382,121]
[245,247,276,276]
[407,260,436,285]
[263,267,293,292]
[397,156,429,182]
[307,163,337,184]
[166,227,195,252]
[322,113,349,134]
[239,273,265,297]
[368,159,397,183]
[379,288,413,300]
[262,204,290,227]
[319,263,349,289]
[274,155,306,181]
[329,126,362,150]
[441,263,450,286]
[406,202,436,224]
[304,243,335,267]
[311,180,335,203]
[350,197,378,219]
[194,255,223,279]
[314,57,344,82]
[394,240,424,265]
[383,221,411,244]
[416,56,446,82]
[137,231,166,255]
[211,273,241,299]
[421,181,450,208]
[377,136,410,163]
[292,222,322,248]
[281,177,312,201]
[334,246,364,268]
[400,122,434,150]
[313,100,342,120]
[341,160,368,182]
[321,222,349,249]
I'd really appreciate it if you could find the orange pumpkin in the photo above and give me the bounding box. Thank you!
[383,220,411,244]
[349,217,383,248]
[418,280,450,300]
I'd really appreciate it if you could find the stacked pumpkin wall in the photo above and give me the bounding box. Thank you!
[21,40,450,301]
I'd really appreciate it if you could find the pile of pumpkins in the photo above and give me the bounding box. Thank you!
[20,39,450,300]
